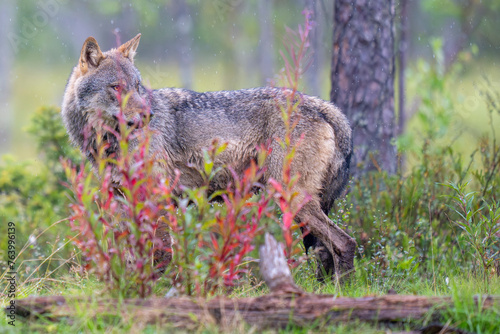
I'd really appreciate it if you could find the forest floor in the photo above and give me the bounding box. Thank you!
[1,257,500,333]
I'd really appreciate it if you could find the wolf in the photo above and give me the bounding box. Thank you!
[61,33,357,280]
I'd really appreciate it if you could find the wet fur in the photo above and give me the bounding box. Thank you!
[62,34,356,279]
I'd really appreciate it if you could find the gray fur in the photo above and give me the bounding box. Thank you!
[62,34,357,280]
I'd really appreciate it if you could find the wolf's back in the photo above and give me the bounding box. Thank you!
[152,87,352,214]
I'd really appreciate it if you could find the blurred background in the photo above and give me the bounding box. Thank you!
[0,0,499,161]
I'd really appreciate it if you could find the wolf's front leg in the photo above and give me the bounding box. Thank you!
[153,221,173,275]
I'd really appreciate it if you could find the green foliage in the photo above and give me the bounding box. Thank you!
[335,43,500,291]
[422,0,463,17]
[25,106,82,175]
[90,0,166,26]
[0,107,80,289]
[445,281,500,334]
[443,181,500,279]
[397,38,454,155]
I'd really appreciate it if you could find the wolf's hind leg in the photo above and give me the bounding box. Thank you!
[302,230,335,281]
[297,201,356,282]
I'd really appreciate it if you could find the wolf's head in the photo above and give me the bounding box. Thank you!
[66,33,152,129]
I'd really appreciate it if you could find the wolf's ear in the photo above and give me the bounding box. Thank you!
[118,33,141,62]
[79,37,104,74]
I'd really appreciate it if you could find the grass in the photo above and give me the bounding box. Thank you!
[1,251,499,333]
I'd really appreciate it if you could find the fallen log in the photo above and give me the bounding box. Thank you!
[9,234,500,332]
[12,293,500,331]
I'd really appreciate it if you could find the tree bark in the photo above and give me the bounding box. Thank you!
[172,0,193,89]
[443,0,486,72]
[223,2,247,89]
[12,294,500,331]
[257,0,274,86]
[304,0,323,97]
[330,0,397,176]
[259,233,304,294]
[0,0,15,155]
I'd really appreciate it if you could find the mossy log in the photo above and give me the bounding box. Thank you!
[9,234,500,332]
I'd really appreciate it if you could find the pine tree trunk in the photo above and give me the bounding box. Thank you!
[397,0,409,172]
[0,0,14,155]
[304,0,323,97]
[258,0,274,85]
[330,0,397,176]
[172,0,193,89]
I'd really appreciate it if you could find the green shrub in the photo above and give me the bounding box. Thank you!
[333,41,500,286]
[0,106,82,295]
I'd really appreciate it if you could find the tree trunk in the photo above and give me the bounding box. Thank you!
[330,0,397,176]
[223,2,247,89]
[443,0,485,72]
[397,0,409,172]
[12,293,500,331]
[304,0,323,97]
[257,0,274,85]
[0,0,15,155]
[172,0,193,89]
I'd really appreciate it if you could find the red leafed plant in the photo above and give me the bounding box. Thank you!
[268,8,314,264]
[62,112,173,298]
[163,140,276,296]
[207,158,272,288]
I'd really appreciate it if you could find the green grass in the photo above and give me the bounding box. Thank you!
[1,255,499,333]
